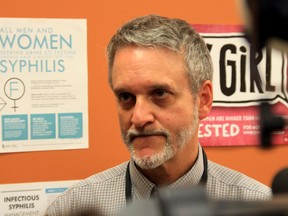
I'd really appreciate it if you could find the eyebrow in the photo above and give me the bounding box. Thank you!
[113,88,126,95]
[149,84,174,91]
[113,83,174,94]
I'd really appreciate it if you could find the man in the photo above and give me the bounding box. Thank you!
[45,14,271,216]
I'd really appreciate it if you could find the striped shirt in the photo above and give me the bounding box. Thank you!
[45,146,271,216]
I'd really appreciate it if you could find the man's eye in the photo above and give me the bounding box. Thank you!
[118,92,131,101]
[117,93,135,108]
[153,89,168,99]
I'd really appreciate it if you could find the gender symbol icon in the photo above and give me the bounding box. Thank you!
[4,78,25,112]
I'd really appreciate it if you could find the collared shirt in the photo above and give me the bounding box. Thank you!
[45,146,271,216]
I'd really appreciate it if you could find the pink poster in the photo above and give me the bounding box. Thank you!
[195,25,288,147]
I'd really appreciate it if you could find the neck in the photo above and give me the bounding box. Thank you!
[140,165,184,186]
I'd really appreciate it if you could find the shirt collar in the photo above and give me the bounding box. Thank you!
[129,144,204,199]
[129,160,155,199]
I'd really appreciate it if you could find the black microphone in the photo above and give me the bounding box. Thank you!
[117,186,288,216]
[242,0,288,51]
[272,167,288,195]
[259,102,285,148]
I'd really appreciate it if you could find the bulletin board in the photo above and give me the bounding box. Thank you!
[0,0,288,190]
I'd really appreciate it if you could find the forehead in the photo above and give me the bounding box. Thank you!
[111,46,188,91]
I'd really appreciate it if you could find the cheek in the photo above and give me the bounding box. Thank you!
[117,111,132,131]
[164,109,194,128]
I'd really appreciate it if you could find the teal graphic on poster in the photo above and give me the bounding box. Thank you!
[58,113,83,139]
[31,114,56,139]
[2,114,28,141]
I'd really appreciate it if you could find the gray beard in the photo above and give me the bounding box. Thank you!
[121,113,198,169]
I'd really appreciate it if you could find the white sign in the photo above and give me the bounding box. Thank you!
[203,33,287,107]
[0,18,88,153]
[0,180,79,216]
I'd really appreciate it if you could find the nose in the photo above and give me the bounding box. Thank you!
[131,97,155,129]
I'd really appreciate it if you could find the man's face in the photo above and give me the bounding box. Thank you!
[111,46,200,169]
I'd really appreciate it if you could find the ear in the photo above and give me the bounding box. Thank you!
[198,80,213,120]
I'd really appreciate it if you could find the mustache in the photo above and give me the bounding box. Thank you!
[124,128,170,144]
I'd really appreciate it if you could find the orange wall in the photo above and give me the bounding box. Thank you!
[1,0,288,187]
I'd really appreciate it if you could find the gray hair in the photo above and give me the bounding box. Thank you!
[106,14,213,94]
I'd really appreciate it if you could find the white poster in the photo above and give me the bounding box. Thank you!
[0,180,79,216]
[0,18,88,152]
[192,24,288,147]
